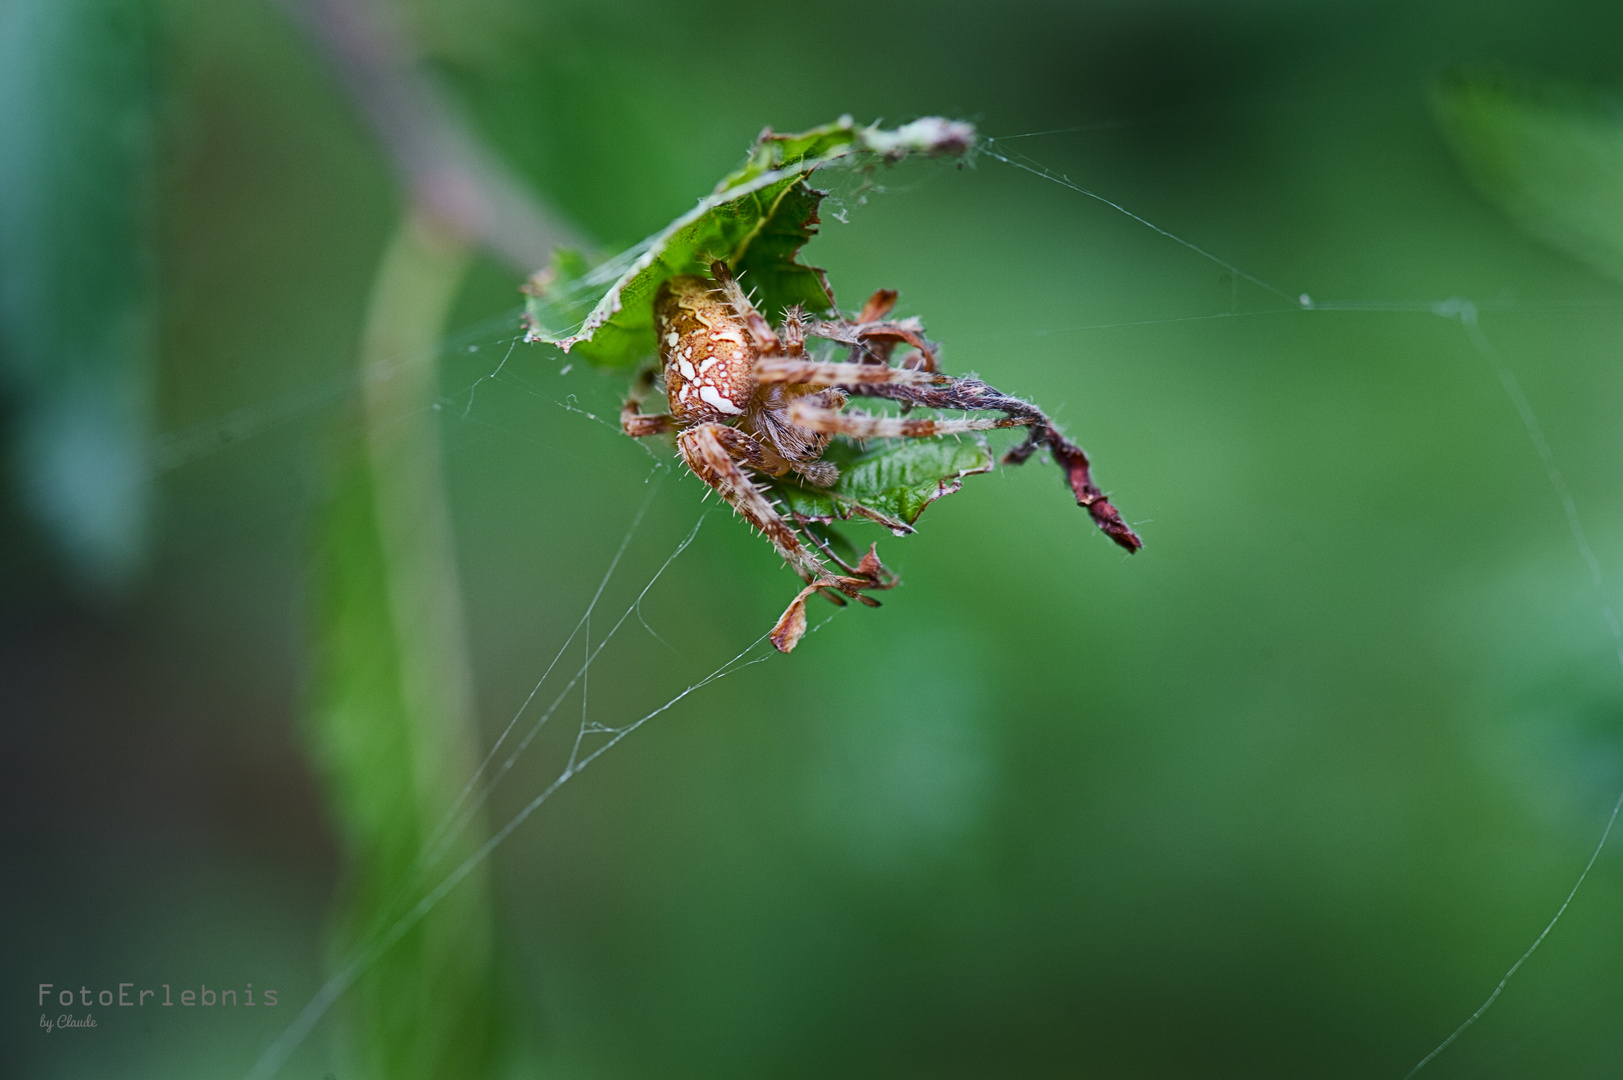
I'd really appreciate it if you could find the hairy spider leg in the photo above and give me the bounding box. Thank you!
[779,307,808,356]
[676,423,834,587]
[753,359,947,387]
[620,363,675,437]
[677,423,890,652]
[748,386,847,488]
[785,401,1031,439]
[810,319,940,371]
[708,260,782,355]
[792,367,1143,553]
[710,259,938,373]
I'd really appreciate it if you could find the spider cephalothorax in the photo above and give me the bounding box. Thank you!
[621,260,1140,651]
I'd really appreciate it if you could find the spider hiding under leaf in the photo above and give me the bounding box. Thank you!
[618,260,1141,653]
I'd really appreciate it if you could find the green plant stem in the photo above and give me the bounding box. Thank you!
[359,212,480,826]
[305,210,507,1080]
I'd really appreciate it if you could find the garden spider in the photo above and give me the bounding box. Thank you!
[621,261,1140,651]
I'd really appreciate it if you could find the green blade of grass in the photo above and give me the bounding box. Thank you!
[304,215,510,1080]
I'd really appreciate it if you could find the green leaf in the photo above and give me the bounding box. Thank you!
[1433,69,1623,283]
[300,221,512,1080]
[771,437,995,534]
[731,179,834,327]
[307,445,505,1080]
[523,116,975,370]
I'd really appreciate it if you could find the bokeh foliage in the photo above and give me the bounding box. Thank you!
[8,1,1623,1079]
[1436,69,1623,286]
[0,0,155,589]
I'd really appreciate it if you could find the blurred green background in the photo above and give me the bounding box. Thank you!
[7,0,1623,1077]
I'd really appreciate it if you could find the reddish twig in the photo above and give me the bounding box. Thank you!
[851,376,1143,552]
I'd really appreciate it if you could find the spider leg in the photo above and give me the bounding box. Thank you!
[708,260,782,354]
[754,358,947,387]
[677,422,891,651]
[676,423,831,587]
[785,401,1030,439]
[789,459,839,486]
[809,318,939,371]
[780,307,808,357]
[847,375,1144,553]
[621,364,675,437]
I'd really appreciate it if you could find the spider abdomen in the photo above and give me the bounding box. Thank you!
[655,276,758,424]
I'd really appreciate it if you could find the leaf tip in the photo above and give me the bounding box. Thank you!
[860,117,978,159]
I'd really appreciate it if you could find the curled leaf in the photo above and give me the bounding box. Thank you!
[767,541,901,653]
[769,584,815,653]
[522,117,977,370]
[855,543,890,583]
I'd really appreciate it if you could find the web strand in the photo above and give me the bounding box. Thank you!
[975,138,1623,1074]
[271,490,668,1012]
[415,479,662,870]
[977,138,1297,304]
[1443,300,1623,666]
[1394,301,1623,1078]
[244,521,761,1080]
[413,498,705,883]
[1401,790,1623,1079]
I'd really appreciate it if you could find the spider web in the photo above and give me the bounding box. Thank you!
[141,123,1623,1079]
[982,130,1623,1076]
[242,506,795,1080]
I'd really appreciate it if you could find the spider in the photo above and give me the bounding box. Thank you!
[620,260,1141,651]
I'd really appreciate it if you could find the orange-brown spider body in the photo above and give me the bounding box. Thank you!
[655,275,842,486]
[658,277,756,425]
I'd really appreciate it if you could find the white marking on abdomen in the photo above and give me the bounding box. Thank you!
[698,385,743,415]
